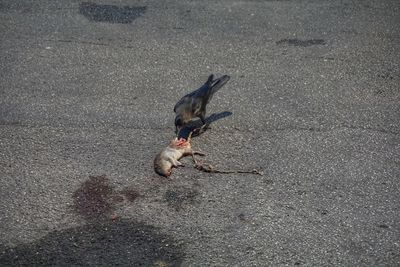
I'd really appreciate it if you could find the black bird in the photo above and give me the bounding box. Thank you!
[174,74,230,134]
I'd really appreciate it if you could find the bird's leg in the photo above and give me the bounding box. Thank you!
[199,114,206,125]
[193,124,208,135]
[187,131,193,142]
[198,123,209,134]
[192,114,209,134]
[200,112,212,129]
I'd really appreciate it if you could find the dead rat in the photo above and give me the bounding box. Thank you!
[154,132,205,177]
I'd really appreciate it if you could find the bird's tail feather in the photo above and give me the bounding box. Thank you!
[209,75,230,94]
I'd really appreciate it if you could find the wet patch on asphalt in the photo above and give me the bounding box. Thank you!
[79,2,146,23]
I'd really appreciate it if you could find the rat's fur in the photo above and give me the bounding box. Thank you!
[154,135,204,177]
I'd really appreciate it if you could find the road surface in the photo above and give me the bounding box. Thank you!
[1,0,399,266]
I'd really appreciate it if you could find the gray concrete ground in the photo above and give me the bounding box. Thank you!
[1,0,399,266]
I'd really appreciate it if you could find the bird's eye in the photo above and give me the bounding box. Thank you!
[175,117,183,126]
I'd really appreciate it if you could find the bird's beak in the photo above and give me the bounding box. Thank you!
[176,126,182,136]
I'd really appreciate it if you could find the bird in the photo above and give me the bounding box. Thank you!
[174,74,230,134]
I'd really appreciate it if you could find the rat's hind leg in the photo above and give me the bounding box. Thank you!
[190,151,205,164]
[194,151,205,156]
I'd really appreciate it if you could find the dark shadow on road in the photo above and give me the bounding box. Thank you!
[178,111,232,139]
[0,175,184,266]
[79,2,146,23]
[0,219,184,266]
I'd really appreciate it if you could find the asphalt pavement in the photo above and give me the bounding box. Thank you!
[0,0,399,266]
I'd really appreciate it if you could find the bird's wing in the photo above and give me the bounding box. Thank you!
[174,74,220,112]
[174,88,205,112]
[173,97,185,112]
[191,75,214,98]
[191,97,202,115]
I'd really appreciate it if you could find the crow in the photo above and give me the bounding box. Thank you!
[174,74,230,134]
